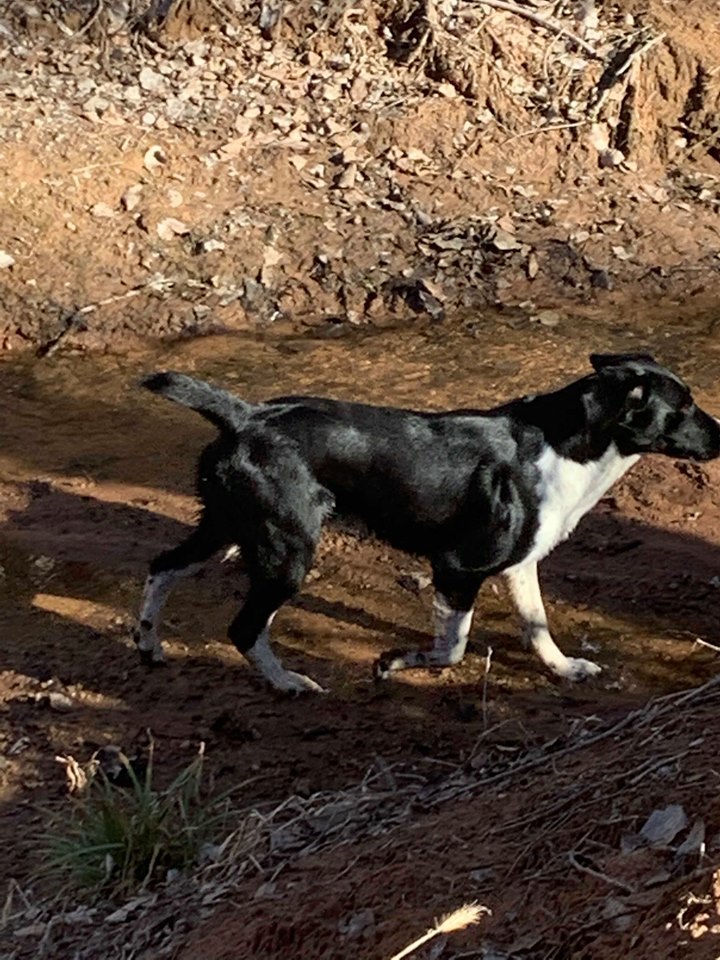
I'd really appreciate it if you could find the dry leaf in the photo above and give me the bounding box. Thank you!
[121,184,143,212]
[336,163,357,189]
[143,145,166,173]
[263,246,282,267]
[218,138,245,160]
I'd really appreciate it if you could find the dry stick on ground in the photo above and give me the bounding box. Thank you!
[567,850,636,894]
[388,904,490,960]
[482,644,493,730]
[475,0,601,60]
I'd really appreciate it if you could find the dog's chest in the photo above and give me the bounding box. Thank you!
[524,445,638,564]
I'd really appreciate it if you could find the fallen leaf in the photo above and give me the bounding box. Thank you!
[143,145,166,173]
[490,228,521,252]
[336,163,357,189]
[640,805,688,847]
[218,138,245,160]
[121,184,143,212]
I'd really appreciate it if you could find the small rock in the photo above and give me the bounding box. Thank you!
[139,66,165,93]
[599,148,625,168]
[535,309,562,327]
[469,867,496,883]
[121,184,143,212]
[157,218,190,241]
[90,202,115,219]
[490,228,522,252]
[0,251,15,269]
[338,908,376,940]
[438,81,457,98]
[590,268,613,290]
[47,691,75,712]
[82,95,109,121]
[198,238,225,253]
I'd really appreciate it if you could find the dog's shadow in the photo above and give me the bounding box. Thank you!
[3,482,720,687]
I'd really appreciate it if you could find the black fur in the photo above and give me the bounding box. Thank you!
[138,353,720,687]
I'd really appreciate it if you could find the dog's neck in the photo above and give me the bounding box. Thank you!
[513,375,626,464]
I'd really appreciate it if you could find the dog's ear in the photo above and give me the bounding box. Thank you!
[590,353,650,411]
[590,352,656,373]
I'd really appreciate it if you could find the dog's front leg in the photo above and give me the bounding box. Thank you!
[374,591,475,678]
[504,562,601,681]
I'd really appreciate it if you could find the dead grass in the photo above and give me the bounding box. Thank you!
[5,675,720,959]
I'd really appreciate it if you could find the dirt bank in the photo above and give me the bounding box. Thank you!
[0,0,719,352]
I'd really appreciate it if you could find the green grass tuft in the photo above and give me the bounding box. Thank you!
[39,741,233,899]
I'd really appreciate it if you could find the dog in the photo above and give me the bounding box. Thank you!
[135,353,720,694]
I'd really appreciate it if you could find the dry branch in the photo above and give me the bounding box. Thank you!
[476,0,601,59]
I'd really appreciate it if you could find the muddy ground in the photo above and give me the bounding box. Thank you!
[2,0,720,958]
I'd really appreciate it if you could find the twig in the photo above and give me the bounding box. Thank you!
[388,904,489,960]
[589,29,666,118]
[501,118,588,145]
[692,637,720,654]
[482,645,493,730]
[68,0,105,40]
[567,851,636,893]
[475,0,601,60]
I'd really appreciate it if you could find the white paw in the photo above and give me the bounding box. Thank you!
[273,671,327,695]
[134,629,166,666]
[555,656,602,682]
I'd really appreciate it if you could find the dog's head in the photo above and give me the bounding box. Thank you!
[590,352,720,461]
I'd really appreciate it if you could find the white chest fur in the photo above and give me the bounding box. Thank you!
[522,444,639,565]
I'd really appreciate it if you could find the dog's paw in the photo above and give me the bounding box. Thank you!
[273,671,327,695]
[372,648,455,678]
[373,649,425,679]
[138,647,167,668]
[133,628,166,667]
[555,656,601,682]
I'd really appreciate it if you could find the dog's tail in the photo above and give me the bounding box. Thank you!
[142,372,250,433]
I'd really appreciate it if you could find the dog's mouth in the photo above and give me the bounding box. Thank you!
[659,439,720,462]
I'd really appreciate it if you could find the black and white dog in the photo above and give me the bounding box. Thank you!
[136,353,720,694]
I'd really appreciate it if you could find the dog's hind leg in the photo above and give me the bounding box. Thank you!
[135,521,226,665]
[229,563,325,695]
[504,562,601,681]
[229,499,328,694]
[374,569,481,677]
